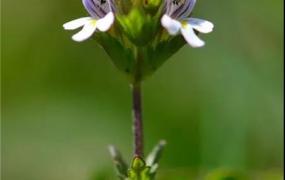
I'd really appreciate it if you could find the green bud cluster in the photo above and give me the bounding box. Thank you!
[109,141,166,180]
[94,0,186,83]
[128,157,152,180]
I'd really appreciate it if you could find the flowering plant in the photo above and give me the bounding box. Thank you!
[63,0,213,179]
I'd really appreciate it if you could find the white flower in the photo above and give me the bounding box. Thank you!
[161,0,214,48]
[63,0,115,42]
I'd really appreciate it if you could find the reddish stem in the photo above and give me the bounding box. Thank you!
[131,83,144,157]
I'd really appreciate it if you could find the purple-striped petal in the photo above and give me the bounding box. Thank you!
[82,0,114,18]
[164,0,196,19]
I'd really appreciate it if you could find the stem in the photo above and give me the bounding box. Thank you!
[131,83,144,157]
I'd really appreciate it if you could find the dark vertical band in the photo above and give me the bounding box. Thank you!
[131,83,144,157]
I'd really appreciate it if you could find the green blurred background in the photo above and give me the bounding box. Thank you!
[1,0,283,179]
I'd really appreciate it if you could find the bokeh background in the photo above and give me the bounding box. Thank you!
[1,0,284,179]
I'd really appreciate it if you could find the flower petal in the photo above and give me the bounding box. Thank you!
[82,0,114,18]
[96,12,114,32]
[72,19,97,42]
[181,24,205,48]
[187,18,214,33]
[165,0,196,19]
[161,15,181,35]
[63,17,91,30]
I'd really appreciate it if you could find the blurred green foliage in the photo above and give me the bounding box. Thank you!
[1,0,283,179]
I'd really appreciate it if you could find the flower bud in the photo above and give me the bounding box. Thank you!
[144,0,162,12]
[117,8,158,46]
[131,156,146,171]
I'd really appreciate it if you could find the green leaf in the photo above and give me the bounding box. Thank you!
[146,140,167,167]
[95,33,136,78]
[109,145,129,179]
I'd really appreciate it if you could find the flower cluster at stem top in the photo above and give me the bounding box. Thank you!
[63,0,214,48]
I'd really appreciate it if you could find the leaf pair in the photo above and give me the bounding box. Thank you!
[109,140,167,180]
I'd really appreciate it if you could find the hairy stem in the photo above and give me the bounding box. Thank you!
[131,83,144,157]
